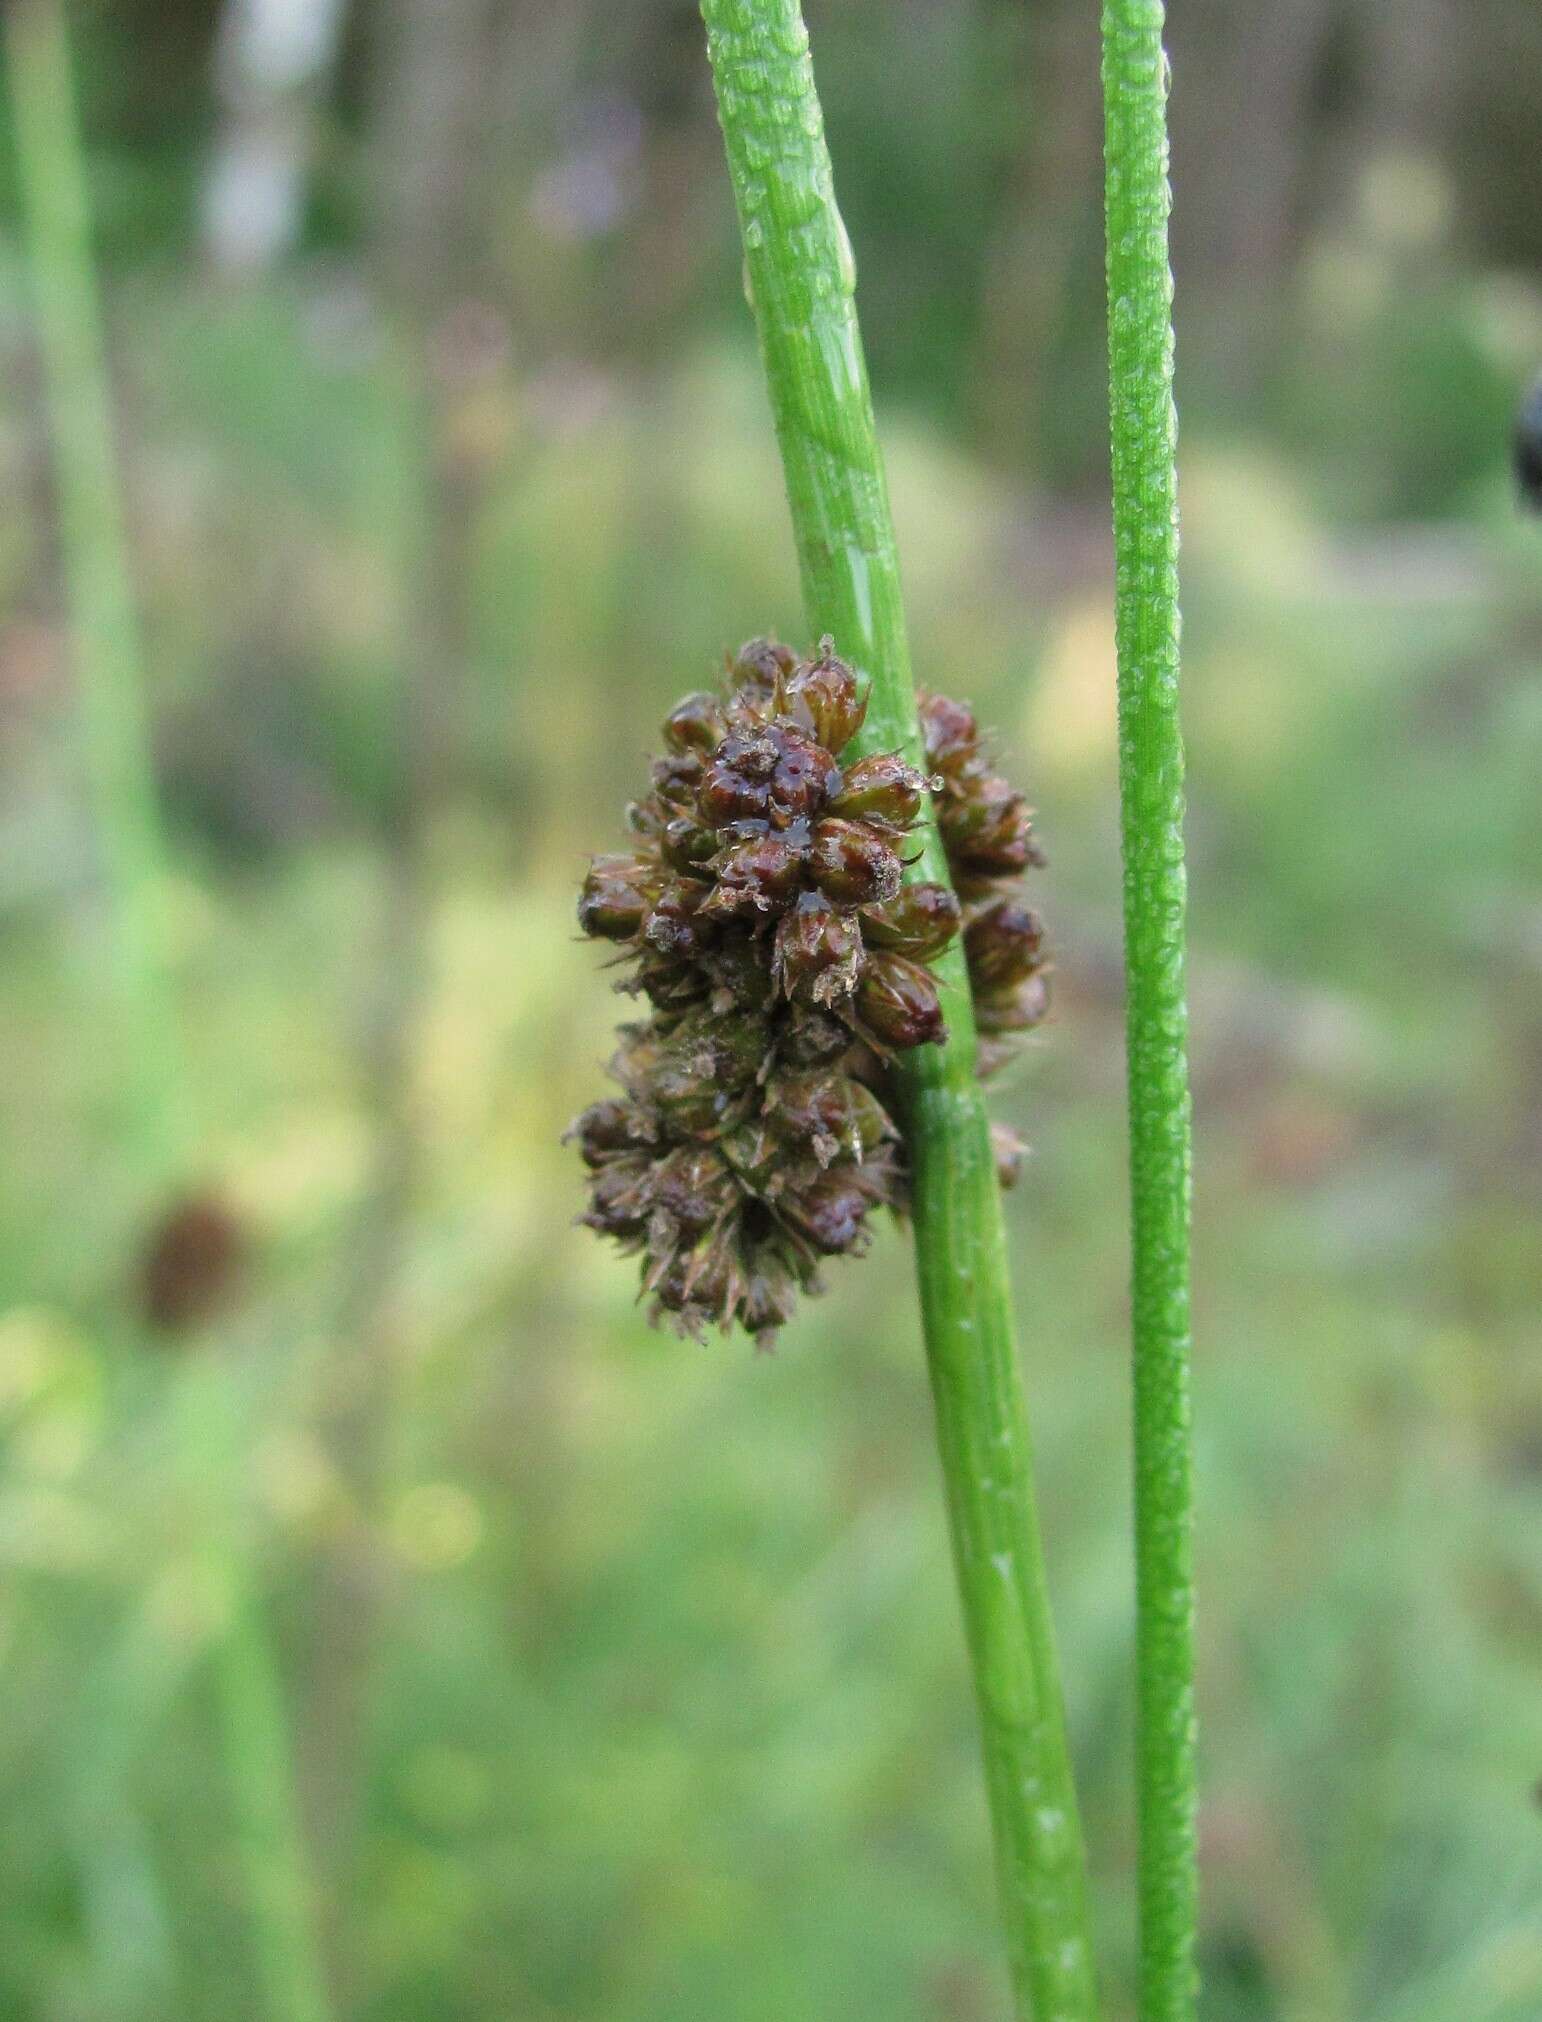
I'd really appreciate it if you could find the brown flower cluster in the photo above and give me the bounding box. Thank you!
[571,639,1049,1347]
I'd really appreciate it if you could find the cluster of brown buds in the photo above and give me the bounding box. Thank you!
[570,638,1049,1348]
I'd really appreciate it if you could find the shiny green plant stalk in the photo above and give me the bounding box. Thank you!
[699,4,1101,2014]
[3,8,333,2020]
[1099,4,1198,2019]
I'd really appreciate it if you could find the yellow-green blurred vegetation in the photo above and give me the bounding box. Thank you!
[1,2,1540,2018]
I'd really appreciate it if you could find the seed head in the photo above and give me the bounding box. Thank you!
[572,644,1051,1346]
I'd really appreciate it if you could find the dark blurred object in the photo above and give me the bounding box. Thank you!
[1517,372,1542,511]
[138,1192,246,1333]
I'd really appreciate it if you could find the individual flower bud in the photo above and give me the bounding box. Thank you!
[699,834,804,916]
[633,952,710,1015]
[702,933,776,1012]
[648,1146,736,1236]
[663,691,728,754]
[643,879,711,960]
[808,818,904,907]
[861,881,962,960]
[741,1255,799,1345]
[975,971,1051,1034]
[649,1009,766,1134]
[785,643,866,753]
[720,1118,779,1187]
[652,1237,738,1332]
[568,1098,652,1168]
[583,1158,652,1238]
[828,751,929,828]
[651,750,705,805]
[578,854,661,940]
[729,637,799,703]
[855,952,946,1050]
[772,895,863,1003]
[964,899,1045,990]
[768,1070,894,1164]
[696,765,769,829]
[767,728,838,827]
[780,1005,855,1065]
[784,1169,877,1256]
[991,1123,1026,1190]
[918,691,980,774]
[662,814,717,875]
[941,776,1041,877]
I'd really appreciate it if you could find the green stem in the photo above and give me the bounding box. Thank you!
[3,0,184,1176]
[1098,6,1197,2019]
[4,9,334,2018]
[699,4,1100,2014]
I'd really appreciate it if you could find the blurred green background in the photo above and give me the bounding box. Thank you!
[1,1,1540,2018]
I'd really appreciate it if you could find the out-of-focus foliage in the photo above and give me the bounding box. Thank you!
[0,3,1539,2019]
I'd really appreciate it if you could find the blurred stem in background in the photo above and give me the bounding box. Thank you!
[698,2,1101,2015]
[202,0,350,276]
[3,0,184,1181]
[292,0,516,1982]
[3,5,332,2018]
[1099,2,1198,2018]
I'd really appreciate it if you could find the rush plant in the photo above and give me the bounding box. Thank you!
[1100,1,1197,2015]
[577,0,1198,2012]
[585,1,1111,2014]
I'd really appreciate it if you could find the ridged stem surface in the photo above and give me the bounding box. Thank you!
[700,4,1101,2014]
[1099,5,1198,2018]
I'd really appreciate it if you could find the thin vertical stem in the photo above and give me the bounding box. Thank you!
[3,0,184,1177]
[699,3,1101,2014]
[1099,5,1198,2019]
[4,8,334,2018]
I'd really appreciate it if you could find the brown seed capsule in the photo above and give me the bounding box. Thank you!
[584,1158,652,1238]
[808,819,904,907]
[785,644,866,753]
[768,1070,894,1162]
[772,895,863,1003]
[697,759,770,829]
[991,1123,1026,1190]
[651,750,705,806]
[569,1098,652,1167]
[941,776,1040,877]
[828,752,929,828]
[699,834,805,915]
[662,691,728,754]
[648,1009,767,1134]
[964,899,1045,990]
[643,879,711,960]
[701,932,776,1011]
[741,1256,798,1344]
[784,1169,876,1255]
[918,691,980,774]
[648,1145,736,1236]
[975,971,1051,1034]
[767,728,838,826]
[861,881,962,960]
[855,951,947,1050]
[779,1005,856,1065]
[578,854,662,940]
[652,1237,738,1328]
[730,637,799,703]
[662,814,717,875]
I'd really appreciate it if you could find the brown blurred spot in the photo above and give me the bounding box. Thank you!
[1247,1093,1357,1189]
[138,1193,246,1335]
